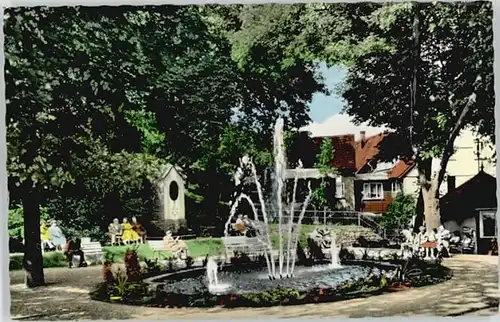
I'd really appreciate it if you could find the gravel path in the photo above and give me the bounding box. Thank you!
[9,255,498,320]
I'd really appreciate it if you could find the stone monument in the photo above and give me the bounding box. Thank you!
[156,164,186,232]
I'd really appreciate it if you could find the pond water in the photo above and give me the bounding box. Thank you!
[156,264,379,295]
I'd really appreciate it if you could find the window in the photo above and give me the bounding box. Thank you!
[479,210,497,238]
[391,181,401,194]
[362,182,383,200]
[169,181,179,201]
[335,178,345,198]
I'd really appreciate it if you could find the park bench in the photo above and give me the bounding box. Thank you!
[80,241,104,265]
[221,236,267,262]
[147,239,186,259]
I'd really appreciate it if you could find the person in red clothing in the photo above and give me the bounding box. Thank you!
[64,237,88,268]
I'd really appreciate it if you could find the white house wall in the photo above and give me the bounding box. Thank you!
[402,128,496,197]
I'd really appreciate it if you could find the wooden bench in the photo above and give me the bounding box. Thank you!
[81,241,104,265]
[221,236,267,262]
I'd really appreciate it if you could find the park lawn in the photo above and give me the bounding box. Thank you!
[9,238,225,271]
[9,225,369,270]
[102,237,224,262]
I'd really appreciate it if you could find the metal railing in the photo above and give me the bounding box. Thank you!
[243,207,391,240]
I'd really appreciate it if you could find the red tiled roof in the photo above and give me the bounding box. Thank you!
[313,135,356,171]
[314,132,415,177]
[388,159,415,178]
[354,132,415,177]
[354,133,388,171]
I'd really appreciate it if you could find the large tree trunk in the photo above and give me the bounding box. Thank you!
[421,184,441,231]
[410,1,474,232]
[22,181,45,287]
[413,189,424,233]
[417,159,441,232]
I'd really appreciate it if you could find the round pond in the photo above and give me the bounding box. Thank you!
[153,263,392,295]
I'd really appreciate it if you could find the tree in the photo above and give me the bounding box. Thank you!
[200,4,328,134]
[4,6,244,287]
[341,2,494,230]
[311,138,337,208]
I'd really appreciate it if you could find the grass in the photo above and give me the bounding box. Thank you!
[102,237,224,262]
[9,224,373,271]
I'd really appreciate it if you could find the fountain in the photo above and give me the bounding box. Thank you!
[329,231,341,268]
[206,257,230,293]
[225,118,313,280]
[146,118,403,304]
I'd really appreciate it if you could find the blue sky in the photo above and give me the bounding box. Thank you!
[308,64,347,123]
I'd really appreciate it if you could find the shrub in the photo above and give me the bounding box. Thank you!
[9,252,67,270]
[230,251,251,267]
[124,248,141,282]
[185,256,194,268]
[157,219,188,234]
[381,193,416,230]
[144,258,163,274]
[338,247,355,262]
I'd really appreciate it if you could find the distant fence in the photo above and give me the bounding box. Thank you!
[242,207,401,241]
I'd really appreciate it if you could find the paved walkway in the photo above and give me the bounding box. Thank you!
[10,255,499,319]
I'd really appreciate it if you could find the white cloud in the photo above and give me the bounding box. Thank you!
[300,113,389,141]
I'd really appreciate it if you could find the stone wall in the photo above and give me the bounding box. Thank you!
[332,226,382,247]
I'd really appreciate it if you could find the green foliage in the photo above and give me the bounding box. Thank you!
[8,204,50,237]
[381,193,416,230]
[341,2,494,157]
[9,252,67,270]
[124,109,165,155]
[200,4,327,133]
[311,138,337,207]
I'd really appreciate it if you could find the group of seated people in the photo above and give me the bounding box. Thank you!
[40,220,68,252]
[108,216,147,245]
[231,214,258,237]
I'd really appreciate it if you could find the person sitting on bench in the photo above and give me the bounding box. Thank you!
[243,215,257,237]
[163,231,188,257]
[108,218,123,246]
[64,237,88,268]
[234,214,247,236]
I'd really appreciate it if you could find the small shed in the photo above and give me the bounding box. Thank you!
[156,164,187,229]
[440,170,497,254]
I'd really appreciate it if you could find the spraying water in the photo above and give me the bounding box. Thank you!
[329,232,341,269]
[273,118,286,277]
[224,118,314,280]
[206,257,230,293]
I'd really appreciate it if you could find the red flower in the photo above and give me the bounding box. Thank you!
[230,295,237,301]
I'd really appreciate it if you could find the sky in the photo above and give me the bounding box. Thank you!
[303,64,387,139]
[308,64,347,123]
